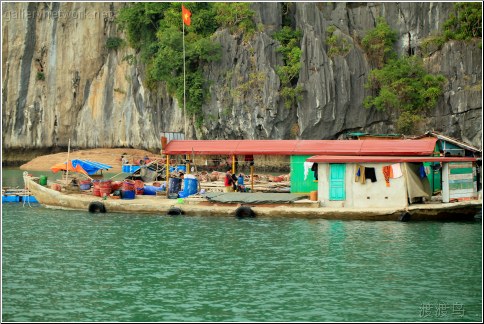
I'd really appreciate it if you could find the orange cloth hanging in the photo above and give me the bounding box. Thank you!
[382,165,393,187]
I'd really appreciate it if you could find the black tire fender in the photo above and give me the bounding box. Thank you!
[235,206,255,219]
[167,207,184,216]
[88,201,106,213]
[399,211,411,222]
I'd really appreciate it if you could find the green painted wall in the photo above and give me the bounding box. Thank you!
[290,155,318,193]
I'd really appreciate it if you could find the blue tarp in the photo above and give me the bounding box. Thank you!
[71,159,112,175]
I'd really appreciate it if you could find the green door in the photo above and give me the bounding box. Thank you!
[424,162,442,194]
[330,164,346,201]
[290,155,318,193]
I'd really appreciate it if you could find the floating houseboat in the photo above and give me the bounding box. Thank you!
[24,136,481,221]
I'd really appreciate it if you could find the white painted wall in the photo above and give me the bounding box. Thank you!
[442,163,449,203]
[317,163,408,208]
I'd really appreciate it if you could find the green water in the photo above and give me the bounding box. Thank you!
[2,169,483,322]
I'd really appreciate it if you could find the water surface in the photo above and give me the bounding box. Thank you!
[2,202,481,322]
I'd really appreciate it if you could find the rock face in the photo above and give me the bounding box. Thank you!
[2,2,482,163]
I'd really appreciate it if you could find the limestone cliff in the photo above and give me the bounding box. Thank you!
[2,2,482,164]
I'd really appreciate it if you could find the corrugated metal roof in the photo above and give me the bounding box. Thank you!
[163,138,438,156]
[235,140,299,155]
[307,155,478,163]
[415,131,482,153]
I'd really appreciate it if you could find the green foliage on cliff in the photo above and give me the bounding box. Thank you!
[116,2,258,128]
[115,4,220,128]
[326,25,351,59]
[363,19,447,134]
[444,2,482,40]
[106,37,124,50]
[362,17,397,68]
[364,56,447,134]
[421,3,482,57]
[212,2,255,41]
[36,72,45,81]
[273,26,303,109]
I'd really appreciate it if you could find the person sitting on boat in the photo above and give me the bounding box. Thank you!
[121,153,129,165]
[224,171,233,192]
[237,173,245,192]
[144,155,151,164]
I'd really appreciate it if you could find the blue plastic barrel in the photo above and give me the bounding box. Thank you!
[183,178,198,196]
[121,190,136,199]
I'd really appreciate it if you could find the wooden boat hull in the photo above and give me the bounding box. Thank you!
[25,177,482,221]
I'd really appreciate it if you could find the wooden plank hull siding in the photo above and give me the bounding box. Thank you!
[449,162,477,200]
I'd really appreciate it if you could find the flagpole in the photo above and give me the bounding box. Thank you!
[183,17,187,138]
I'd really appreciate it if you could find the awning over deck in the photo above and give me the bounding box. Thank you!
[163,138,438,156]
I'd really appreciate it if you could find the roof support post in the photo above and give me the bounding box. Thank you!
[186,154,190,174]
[232,155,235,174]
[442,162,449,203]
[250,165,254,192]
[166,154,170,197]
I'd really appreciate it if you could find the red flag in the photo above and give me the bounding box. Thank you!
[182,5,191,26]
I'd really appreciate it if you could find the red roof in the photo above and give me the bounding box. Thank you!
[307,156,478,163]
[163,138,438,156]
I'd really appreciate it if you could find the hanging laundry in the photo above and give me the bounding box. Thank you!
[303,162,313,181]
[364,167,377,182]
[382,165,393,187]
[419,164,427,179]
[425,165,432,176]
[355,164,366,183]
[391,163,403,178]
[311,163,318,180]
